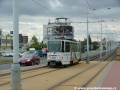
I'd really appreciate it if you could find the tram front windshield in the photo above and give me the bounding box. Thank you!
[48,41,61,52]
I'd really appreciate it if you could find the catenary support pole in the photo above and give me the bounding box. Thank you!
[100,19,103,58]
[106,25,108,55]
[86,4,89,64]
[10,0,22,90]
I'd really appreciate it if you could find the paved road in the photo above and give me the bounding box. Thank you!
[0,50,104,71]
[0,59,47,70]
[0,56,13,60]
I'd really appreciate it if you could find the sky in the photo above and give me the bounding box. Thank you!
[0,0,120,42]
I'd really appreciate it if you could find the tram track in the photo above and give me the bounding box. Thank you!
[82,52,106,61]
[83,50,116,61]
[81,53,116,89]
[48,50,116,90]
[0,50,116,90]
[0,67,62,86]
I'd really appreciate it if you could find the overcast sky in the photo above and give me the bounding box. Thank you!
[0,0,120,42]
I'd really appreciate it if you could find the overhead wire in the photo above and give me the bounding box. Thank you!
[32,0,107,39]
[85,0,101,24]
[32,0,64,18]
[85,0,107,34]
[31,0,86,29]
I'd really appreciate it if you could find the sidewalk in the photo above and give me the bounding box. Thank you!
[100,61,120,90]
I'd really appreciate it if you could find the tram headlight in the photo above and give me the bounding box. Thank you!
[47,57,51,60]
[57,57,60,61]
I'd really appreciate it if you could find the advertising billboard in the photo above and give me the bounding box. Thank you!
[43,25,74,43]
[52,26,73,36]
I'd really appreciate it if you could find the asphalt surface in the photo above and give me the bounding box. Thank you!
[0,59,47,70]
[0,50,104,70]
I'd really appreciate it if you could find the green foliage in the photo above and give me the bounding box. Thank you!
[92,41,99,50]
[30,36,39,45]
[0,60,13,64]
[26,47,29,51]
[82,36,99,50]
[89,35,92,45]
[83,35,92,45]
[26,36,47,51]
[93,44,98,50]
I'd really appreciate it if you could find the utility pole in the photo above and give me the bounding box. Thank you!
[100,19,103,58]
[0,29,2,51]
[86,4,89,64]
[105,24,108,55]
[10,0,22,90]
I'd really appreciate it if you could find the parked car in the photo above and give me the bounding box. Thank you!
[36,50,47,57]
[2,52,13,57]
[19,53,40,66]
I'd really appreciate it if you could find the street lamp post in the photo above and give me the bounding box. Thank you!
[108,30,111,53]
[93,8,111,58]
[114,30,117,49]
[105,25,108,55]
[105,20,114,53]
[86,5,89,64]
[100,19,103,58]
[99,20,106,58]
[0,28,2,51]
[10,0,22,90]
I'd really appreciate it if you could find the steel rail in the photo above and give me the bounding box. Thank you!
[81,53,116,89]
[48,50,116,90]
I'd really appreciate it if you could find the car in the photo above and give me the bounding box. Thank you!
[20,52,28,57]
[2,52,13,57]
[19,53,40,66]
[36,50,47,57]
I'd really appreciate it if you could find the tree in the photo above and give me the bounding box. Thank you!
[92,41,99,50]
[83,35,92,45]
[26,36,47,51]
[88,35,92,45]
[30,36,39,45]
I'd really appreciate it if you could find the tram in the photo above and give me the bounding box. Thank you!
[47,39,81,67]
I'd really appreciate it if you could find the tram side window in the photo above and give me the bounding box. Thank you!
[65,42,70,52]
[73,43,77,52]
[61,41,64,52]
[77,43,80,52]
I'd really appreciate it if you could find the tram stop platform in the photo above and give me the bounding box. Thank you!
[97,61,120,90]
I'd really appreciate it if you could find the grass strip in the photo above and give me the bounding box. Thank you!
[0,60,13,64]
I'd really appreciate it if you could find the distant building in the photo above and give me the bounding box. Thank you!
[23,36,28,43]
[19,34,28,48]
[0,29,28,51]
[1,35,13,51]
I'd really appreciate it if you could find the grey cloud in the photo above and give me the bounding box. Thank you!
[1,0,120,41]
[0,0,120,18]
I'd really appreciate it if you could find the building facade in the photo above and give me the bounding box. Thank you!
[1,36,13,51]
[0,29,28,51]
[19,34,28,48]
